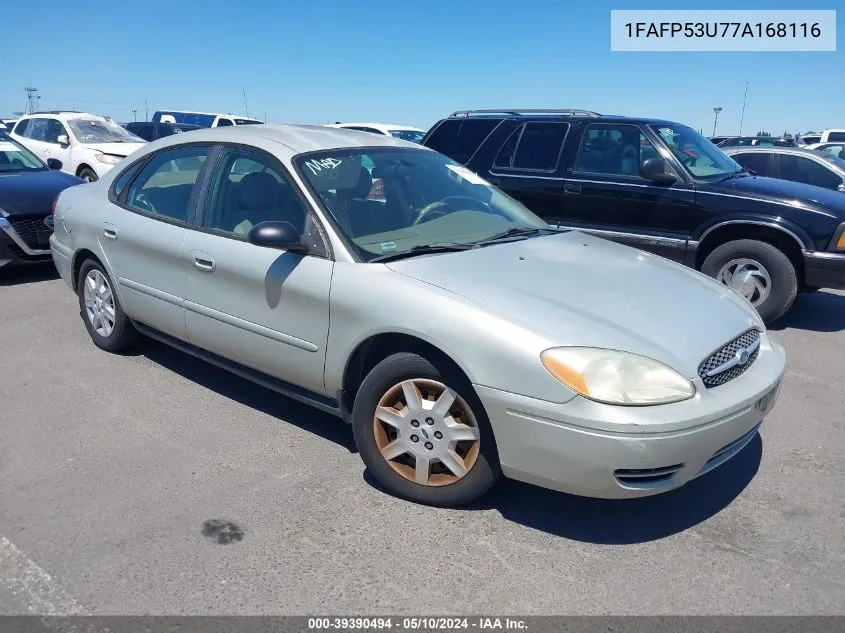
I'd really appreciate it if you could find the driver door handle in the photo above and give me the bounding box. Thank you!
[564,183,582,194]
[102,223,118,240]
[193,256,215,272]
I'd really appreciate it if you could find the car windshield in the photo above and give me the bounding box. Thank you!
[389,130,425,144]
[651,124,740,178]
[68,118,144,144]
[296,148,549,262]
[0,135,45,172]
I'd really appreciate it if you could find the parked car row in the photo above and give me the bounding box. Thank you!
[46,123,787,507]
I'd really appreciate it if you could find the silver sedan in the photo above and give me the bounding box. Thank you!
[50,125,785,506]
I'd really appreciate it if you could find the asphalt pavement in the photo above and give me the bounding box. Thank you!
[1,264,843,615]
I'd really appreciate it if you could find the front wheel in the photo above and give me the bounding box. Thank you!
[700,239,797,323]
[352,353,500,507]
[78,167,98,182]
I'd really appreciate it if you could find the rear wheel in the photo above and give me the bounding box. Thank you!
[352,353,500,507]
[700,239,797,323]
[77,259,138,352]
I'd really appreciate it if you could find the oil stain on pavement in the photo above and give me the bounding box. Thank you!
[201,520,244,545]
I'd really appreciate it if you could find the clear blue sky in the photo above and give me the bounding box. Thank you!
[1,0,841,135]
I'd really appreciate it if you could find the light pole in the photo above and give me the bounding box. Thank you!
[132,109,137,122]
[738,81,749,135]
[712,107,722,137]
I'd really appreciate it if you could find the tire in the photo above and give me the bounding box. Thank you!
[77,259,138,352]
[352,352,501,507]
[700,239,797,323]
[78,167,98,182]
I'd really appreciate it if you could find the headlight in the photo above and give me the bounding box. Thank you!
[540,347,695,406]
[95,153,123,165]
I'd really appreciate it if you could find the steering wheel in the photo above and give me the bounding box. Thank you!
[413,195,491,225]
[134,193,158,214]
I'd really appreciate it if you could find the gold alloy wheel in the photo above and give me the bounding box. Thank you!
[373,378,481,487]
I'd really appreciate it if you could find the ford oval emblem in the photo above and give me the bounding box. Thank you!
[736,348,750,365]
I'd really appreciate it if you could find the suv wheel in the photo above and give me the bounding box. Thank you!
[77,259,138,352]
[352,353,500,507]
[78,167,98,182]
[700,239,797,323]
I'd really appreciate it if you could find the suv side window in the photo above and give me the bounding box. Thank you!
[424,118,501,165]
[125,146,210,222]
[778,154,841,190]
[493,122,568,171]
[26,119,49,142]
[347,126,383,135]
[574,124,654,177]
[730,152,774,177]
[216,118,234,127]
[44,119,67,144]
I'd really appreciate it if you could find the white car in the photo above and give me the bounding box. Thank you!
[10,112,146,182]
[153,110,263,127]
[325,122,426,144]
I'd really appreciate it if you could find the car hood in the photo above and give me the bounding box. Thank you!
[385,232,761,378]
[703,175,845,220]
[80,142,146,157]
[0,169,83,216]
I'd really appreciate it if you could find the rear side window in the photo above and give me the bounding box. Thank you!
[493,122,568,171]
[424,118,500,164]
[125,146,210,222]
[731,152,774,177]
[778,155,841,190]
[112,161,145,199]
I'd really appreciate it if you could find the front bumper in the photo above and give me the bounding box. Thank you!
[803,251,845,290]
[475,334,786,499]
[0,216,53,268]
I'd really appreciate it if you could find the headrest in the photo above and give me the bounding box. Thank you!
[239,172,280,210]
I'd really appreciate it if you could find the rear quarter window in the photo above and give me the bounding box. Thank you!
[423,118,501,165]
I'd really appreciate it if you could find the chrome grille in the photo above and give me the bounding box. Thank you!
[697,329,761,388]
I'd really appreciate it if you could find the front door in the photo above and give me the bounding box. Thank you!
[102,144,213,341]
[183,146,333,395]
[41,118,73,168]
[555,122,696,262]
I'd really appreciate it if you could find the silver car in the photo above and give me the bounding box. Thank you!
[50,125,786,507]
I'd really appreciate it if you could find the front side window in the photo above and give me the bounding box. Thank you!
[44,119,67,144]
[494,122,568,171]
[0,135,45,172]
[204,149,308,236]
[574,124,657,177]
[68,118,144,144]
[650,124,740,178]
[778,155,842,190]
[296,148,547,262]
[125,146,209,221]
[730,152,774,177]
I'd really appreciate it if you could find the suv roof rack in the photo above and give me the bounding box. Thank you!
[449,109,601,118]
[29,110,84,115]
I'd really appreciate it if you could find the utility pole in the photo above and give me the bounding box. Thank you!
[712,106,722,137]
[24,85,39,114]
[132,109,138,122]
[242,86,250,117]
[144,99,148,122]
[738,81,749,136]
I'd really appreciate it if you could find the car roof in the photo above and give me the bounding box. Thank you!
[23,111,106,121]
[155,109,259,120]
[327,122,425,132]
[438,112,687,127]
[147,123,422,156]
[724,146,822,156]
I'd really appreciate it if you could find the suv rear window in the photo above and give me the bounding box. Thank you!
[424,118,501,164]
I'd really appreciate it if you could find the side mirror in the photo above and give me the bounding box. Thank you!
[640,157,677,185]
[56,134,69,146]
[247,221,308,253]
[47,158,63,171]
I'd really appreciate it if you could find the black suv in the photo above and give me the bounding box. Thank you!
[123,121,202,142]
[422,109,845,322]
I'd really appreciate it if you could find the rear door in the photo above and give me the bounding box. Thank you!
[103,144,212,340]
[482,120,568,221]
[558,122,696,262]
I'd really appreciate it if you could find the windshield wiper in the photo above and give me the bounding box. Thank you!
[369,242,473,263]
[473,226,560,246]
[721,168,755,181]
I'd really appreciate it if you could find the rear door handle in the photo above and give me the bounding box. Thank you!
[102,223,118,239]
[194,256,215,272]
[564,183,582,194]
